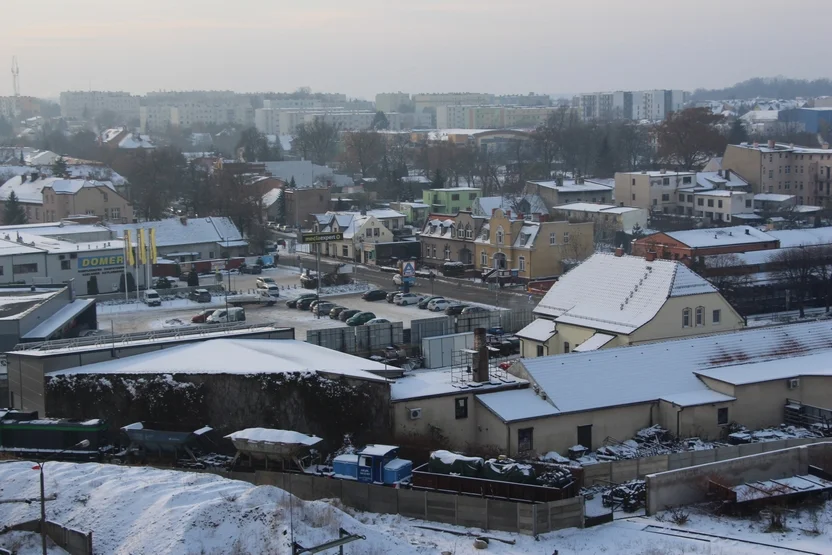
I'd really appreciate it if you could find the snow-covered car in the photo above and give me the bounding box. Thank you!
[428,299,451,312]
[394,293,420,306]
[365,318,391,325]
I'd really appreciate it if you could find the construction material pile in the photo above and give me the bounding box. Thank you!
[601,480,646,513]
[428,451,574,489]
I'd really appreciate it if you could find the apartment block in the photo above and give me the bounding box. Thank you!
[59,91,140,122]
[578,89,688,121]
[412,93,493,113]
[722,140,832,205]
[375,93,412,113]
[435,105,560,130]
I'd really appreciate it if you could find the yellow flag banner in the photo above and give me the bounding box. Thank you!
[124,230,135,266]
[137,228,147,265]
[149,228,157,264]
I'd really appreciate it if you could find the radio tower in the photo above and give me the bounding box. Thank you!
[11,56,20,97]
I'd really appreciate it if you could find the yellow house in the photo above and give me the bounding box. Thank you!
[517,252,744,358]
[474,208,593,281]
[314,212,394,263]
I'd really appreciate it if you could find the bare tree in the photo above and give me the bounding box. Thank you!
[703,253,751,303]
[770,246,816,317]
[293,117,340,166]
[341,130,384,177]
[809,243,832,313]
[656,108,727,170]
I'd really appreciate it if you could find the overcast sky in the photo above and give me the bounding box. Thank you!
[4,0,830,100]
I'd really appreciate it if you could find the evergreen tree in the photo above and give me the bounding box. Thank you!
[275,188,287,223]
[289,176,297,188]
[87,275,99,295]
[3,191,28,225]
[431,169,445,188]
[335,196,348,211]
[727,119,750,145]
[51,156,69,178]
[371,111,389,130]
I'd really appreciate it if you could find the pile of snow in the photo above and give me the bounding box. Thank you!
[431,449,483,466]
[225,428,321,446]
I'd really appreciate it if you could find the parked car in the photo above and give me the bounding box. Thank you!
[313,302,336,316]
[240,264,262,274]
[444,303,467,316]
[395,293,421,306]
[153,277,174,289]
[296,296,318,310]
[441,261,466,277]
[365,318,391,325]
[143,289,161,307]
[261,284,280,298]
[429,300,451,312]
[188,289,212,303]
[256,277,276,289]
[361,289,388,302]
[339,309,361,322]
[286,293,316,308]
[418,296,444,310]
[346,311,376,326]
[329,306,348,319]
[386,291,399,303]
[461,306,489,315]
[191,309,216,323]
[207,307,246,324]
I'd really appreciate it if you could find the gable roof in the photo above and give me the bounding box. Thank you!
[475,195,549,217]
[109,217,243,247]
[261,188,282,208]
[0,176,117,204]
[534,253,717,334]
[520,320,832,415]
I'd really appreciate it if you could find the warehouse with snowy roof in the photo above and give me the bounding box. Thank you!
[41,338,394,446]
[477,321,832,456]
[517,251,745,358]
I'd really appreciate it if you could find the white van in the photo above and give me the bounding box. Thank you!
[143,289,161,307]
[206,307,246,324]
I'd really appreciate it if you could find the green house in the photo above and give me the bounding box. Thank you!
[422,187,481,215]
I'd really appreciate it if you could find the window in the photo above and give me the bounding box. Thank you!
[577,424,592,448]
[60,260,70,270]
[518,428,533,452]
[496,226,504,245]
[697,198,704,206]
[366,228,372,237]
[632,194,636,200]
[785,165,791,174]
[85,210,95,215]
[465,227,473,239]
[678,194,685,202]
[110,207,120,220]
[661,194,669,201]
[342,245,349,257]
[683,176,692,184]
[481,250,487,266]
[707,199,714,207]
[432,245,437,258]
[745,199,752,208]
[451,194,460,201]
[209,251,214,258]
[769,170,773,178]
[518,256,526,271]
[662,178,670,185]
[536,345,544,357]
[13,263,38,274]
[563,342,570,353]
[563,232,570,244]
[652,199,657,206]
[695,306,704,326]
[457,228,464,238]
[682,308,691,327]
[455,397,468,419]
[549,232,557,245]
[785,181,791,190]
[373,227,379,237]
[717,200,723,209]
[469,193,477,200]
[444,245,451,260]
[102,193,108,201]
[712,309,721,325]
[717,407,729,426]
[687,194,693,202]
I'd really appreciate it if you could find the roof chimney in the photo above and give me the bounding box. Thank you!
[745,228,750,235]
[615,247,624,257]
[825,143,830,150]
[753,141,759,148]
[717,169,723,177]
[724,169,731,181]
[505,210,511,219]
[491,208,497,216]
[645,251,657,262]
[473,328,489,383]
[660,168,666,174]
[767,139,775,149]
[180,216,188,225]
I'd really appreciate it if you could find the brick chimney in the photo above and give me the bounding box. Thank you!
[645,251,657,262]
[615,247,624,257]
[473,328,489,383]
[768,139,776,149]
[539,214,548,222]
[724,169,731,181]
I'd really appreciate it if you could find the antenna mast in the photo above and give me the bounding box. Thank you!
[11,56,20,97]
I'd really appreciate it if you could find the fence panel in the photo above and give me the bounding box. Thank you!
[517,503,536,535]
[738,443,764,457]
[456,496,489,529]
[548,498,585,531]
[581,462,612,486]
[611,459,638,483]
[397,489,426,519]
[411,316,452,345]
[715,446,740,461]
[487,499,519,533]
[425,491,457,525]
[762,440,788,452]
[637,455,668,477]
[368,484,399,515]
[341,480,371,512]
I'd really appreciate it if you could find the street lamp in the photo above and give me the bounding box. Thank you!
[34,439,90,555]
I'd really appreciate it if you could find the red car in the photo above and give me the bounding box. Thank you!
[498,361,514,370]
[191,309,216,323]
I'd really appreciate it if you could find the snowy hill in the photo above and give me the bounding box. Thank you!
[0,461,829,554]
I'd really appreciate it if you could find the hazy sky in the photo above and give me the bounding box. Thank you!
[4,0,830,99]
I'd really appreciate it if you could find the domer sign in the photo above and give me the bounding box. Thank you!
[78,255,125,269]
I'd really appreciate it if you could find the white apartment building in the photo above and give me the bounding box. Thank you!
[60,91,140,122]
[435,105,559,129]
[140,101,254,132]
[579,90,688,121]
[375,93,412,113]
[254,108,280,135]
[412,93,493,113]
[263,98,322,110]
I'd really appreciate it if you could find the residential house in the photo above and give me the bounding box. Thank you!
[313,210,403,263]
[614,170,697,213]
[419,211,483,267]
[551,203,648,242]
[100,127,156,150]
[721,140,832,205]
[422,187,481,214]
[632,226,780,261]
[524,178,613,206]
[261,188,282,222]
[389,201,430,226]
[473,209,593,281]
[473,195,549,221]
[517,252,744,358]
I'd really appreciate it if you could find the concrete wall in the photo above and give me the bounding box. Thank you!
[727,376,832,431]
[253,470,584,535]
[722,145,763,191]
[658,398,735,441]
[645,442,832,514]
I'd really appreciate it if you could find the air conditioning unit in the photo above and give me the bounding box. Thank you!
[409,408,422,420]
[787,378,800,390]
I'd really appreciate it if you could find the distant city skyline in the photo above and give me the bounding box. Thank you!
[3,0,830,100]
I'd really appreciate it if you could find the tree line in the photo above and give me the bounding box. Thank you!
[691,77,832,102]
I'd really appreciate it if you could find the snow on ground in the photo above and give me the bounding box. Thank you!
[2,461,828,555]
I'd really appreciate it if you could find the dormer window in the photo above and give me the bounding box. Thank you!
[496,226,504,246]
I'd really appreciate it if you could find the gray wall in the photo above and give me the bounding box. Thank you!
[645,442,832,514]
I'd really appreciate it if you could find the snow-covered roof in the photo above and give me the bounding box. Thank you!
[696,171,748,189]
[740,110,780,123]
[663,226,777,248]
[772,227,832,247]
[554,203,641,214]
[475,195,549,217]
[754,193,794,202]
[534,253,717,334]
[109,217,243,247]
[100,128,125,143]
[366,209,405,220]
[261,188,282,208]
[521,320,832,414]
[527,179,612,193]
[390,367,525,401]
[21,299,96,340]
[45,179,117,195]
[477,389,560,422]
[515,319,556,342]
[513,224,540,248]
[397,202,430,209]
[224,428,321,446]
[360,444,399,457]
[47,339,391,380]
[0,175,118,204]
[573,333,615,352]
[118,133,155,149]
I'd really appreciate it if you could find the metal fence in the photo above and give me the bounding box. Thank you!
[306,322,404,354]
[7,520,92,555]
[253,470,584,535]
